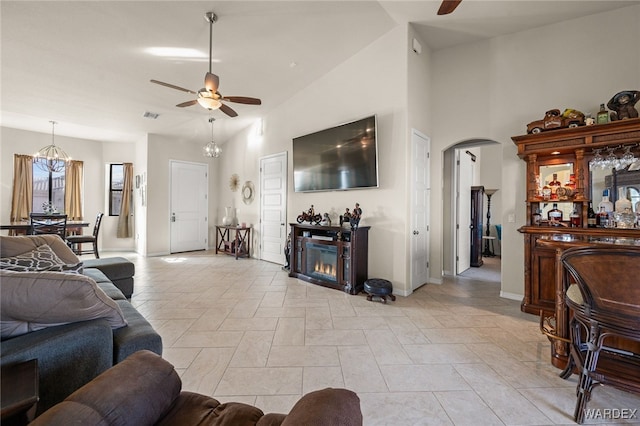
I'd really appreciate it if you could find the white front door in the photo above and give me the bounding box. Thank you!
[410,130,430,291]
[170,161,208,253]
[260,152,287,264]
[456,149,474,273]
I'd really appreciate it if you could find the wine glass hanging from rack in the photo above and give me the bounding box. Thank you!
[589,144,639,171]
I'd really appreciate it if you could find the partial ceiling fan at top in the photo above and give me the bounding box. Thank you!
[438,0,463,15]
[150,12,261,118]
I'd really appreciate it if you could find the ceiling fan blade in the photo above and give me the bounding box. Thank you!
[222,96,262,105]
[150,79,197,94]
[204,72,219,92]
[437,0,462,15]
[176,99,198,108]
[219,103,238,117]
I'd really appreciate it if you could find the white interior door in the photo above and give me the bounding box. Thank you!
[456,150,473,273]
[410,129,430,291]
[170,161,208,253]
[260,152,287,264]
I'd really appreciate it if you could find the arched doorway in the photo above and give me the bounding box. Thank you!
[442,139,502,282]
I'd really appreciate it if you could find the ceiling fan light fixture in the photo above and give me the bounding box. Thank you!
[197,94,222,110]
[34,121,71,172]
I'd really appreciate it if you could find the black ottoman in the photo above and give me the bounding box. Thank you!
[364,278,396,303]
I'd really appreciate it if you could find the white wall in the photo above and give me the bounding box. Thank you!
[145,133,220,256]
[431,5,640,298]
[219,25,416,293]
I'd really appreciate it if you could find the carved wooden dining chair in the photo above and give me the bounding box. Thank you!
[562,246,640,424]
[29,214,68,238]
[66,212,104,258]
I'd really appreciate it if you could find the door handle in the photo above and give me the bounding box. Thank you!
[171,213,176,222]
[281,223,285,226]
[469,225,474,229]
[413,230,419,235]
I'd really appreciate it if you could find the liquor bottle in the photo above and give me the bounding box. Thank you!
[615,187,632,212]
[532,208,542,226]
[548,203,563,223]
[565,174,576,190]
[570,205,581,228]
[548,174,561,200]
[542,181,551,201]
[587,202,597,228]
[596,103,609,124]
[598,190,614,227]
[596,206,609,228]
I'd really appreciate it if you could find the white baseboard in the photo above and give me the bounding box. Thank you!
[499,290,522,301]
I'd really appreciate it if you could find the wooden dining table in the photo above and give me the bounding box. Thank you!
[0,221,90,235]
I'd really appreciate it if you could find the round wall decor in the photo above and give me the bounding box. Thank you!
[242,181,255,204]
[229,174,240,192]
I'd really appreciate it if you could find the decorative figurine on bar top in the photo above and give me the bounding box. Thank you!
[607,90,640,121]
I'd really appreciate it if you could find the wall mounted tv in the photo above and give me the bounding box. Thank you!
[293,115,378,192]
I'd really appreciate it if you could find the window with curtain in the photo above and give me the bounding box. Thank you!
[109,164,124,216]
[108,162,133,237]
[10,154,83,223]
[32,160,65,213]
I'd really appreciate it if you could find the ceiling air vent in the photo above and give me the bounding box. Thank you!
[143,111,160,119]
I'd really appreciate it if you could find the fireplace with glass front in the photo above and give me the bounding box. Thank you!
[289,223,369,295]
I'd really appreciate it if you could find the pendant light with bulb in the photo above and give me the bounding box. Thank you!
[203,116,222,158]
[34,121,71,172]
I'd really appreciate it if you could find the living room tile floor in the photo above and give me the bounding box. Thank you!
[107,251,640,425]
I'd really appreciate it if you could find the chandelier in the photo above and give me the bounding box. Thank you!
[203,117,222,158]
[34,121,71,172]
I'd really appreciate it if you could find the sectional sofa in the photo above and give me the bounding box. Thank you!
[0,235,162,416]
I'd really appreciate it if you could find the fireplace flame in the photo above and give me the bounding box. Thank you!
[314,259,336,279]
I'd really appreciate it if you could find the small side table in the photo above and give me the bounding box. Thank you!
[482,236,496,257]
[1,359,39,426]
[215,225,251,259]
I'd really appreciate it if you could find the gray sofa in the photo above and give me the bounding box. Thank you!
[0,235,162,416]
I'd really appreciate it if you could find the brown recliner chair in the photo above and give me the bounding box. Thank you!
[30,350,363,426]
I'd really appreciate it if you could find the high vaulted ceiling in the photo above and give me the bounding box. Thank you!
[2,1,638,144]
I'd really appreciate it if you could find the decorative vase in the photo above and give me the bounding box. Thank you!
[222,207,237,226]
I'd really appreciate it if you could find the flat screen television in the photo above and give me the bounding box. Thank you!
[293,115,378,192]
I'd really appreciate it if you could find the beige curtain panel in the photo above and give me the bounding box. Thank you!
[65,160,84,220]
[117,162,134,238]
[10,155,33,235]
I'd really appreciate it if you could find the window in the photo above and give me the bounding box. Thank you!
[109,164,124,216]
[32,160,65,213]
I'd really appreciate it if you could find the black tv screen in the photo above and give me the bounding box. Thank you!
[293,115,378,192]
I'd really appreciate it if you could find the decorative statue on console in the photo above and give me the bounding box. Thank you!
[607,90,640,121]
[340,203,362,229]
[350,203,362,229]
[320,213,331,226]
[283,234,291,271]
[339,208,351,227]
[296,205,322,225]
